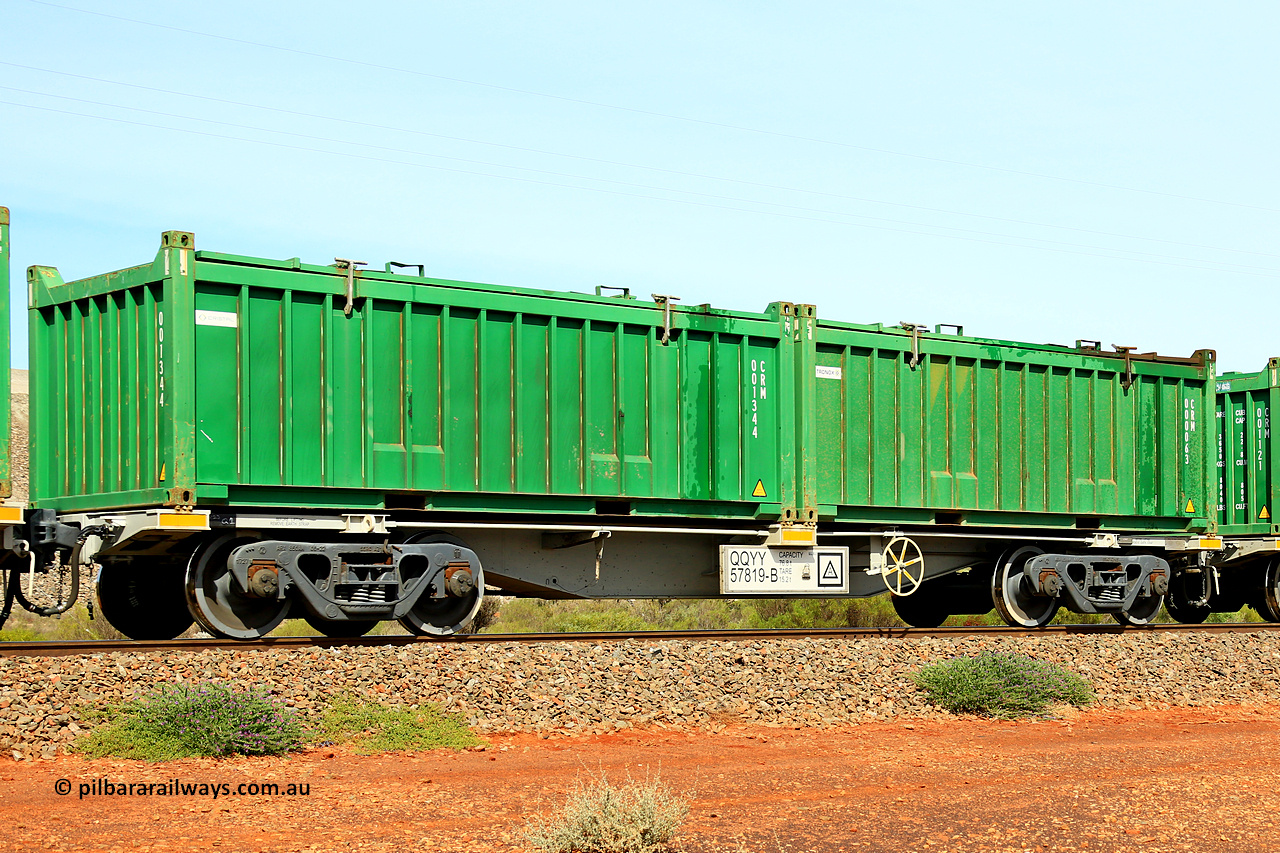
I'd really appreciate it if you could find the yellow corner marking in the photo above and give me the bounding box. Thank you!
[158,513,209,529]
[1197,537,1223,550]
[781,529,815,545]
[0,505,23,525]
[752,480,767,498]
[1261,506,1271,520]
[159,462,166,483]
[1185,499,1195,514]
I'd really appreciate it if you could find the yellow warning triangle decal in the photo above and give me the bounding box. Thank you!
[159,462,166,483]
[752,479,767,498]
[1185,499,1195,514]
[1262,506,1271,520]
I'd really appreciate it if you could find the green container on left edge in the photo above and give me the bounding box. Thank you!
[0,206,10,499]
[27,231,803,519]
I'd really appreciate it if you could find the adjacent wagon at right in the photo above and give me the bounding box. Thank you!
[1207,361,1280,622]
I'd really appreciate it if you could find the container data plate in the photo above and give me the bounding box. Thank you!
[719,545,849,594]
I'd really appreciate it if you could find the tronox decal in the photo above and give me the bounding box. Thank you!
[196,309,238,328]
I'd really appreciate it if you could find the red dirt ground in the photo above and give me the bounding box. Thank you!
[1,705,1276,853]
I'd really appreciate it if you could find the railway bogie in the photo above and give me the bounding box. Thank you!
[0,210,1278,638]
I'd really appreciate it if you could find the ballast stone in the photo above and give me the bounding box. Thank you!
[1,632,1279,757]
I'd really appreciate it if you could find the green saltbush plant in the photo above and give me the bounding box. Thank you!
[77,683,303,760]
[525,772,690,853]
[914,651,1094,719]
[317,694,482,753]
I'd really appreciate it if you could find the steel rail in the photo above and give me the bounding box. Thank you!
[1,622,1277,658]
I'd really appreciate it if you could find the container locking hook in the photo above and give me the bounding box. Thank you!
[899,322,928,369]
[652,294,680,344]
[1113,345,1136,391]
[335,258,367,317]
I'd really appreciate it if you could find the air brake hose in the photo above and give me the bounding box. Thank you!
[12,553,78,617]
[11,524,117,618]
[0,554,18,630]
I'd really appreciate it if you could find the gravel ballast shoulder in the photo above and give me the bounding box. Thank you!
[2,632,1279,760]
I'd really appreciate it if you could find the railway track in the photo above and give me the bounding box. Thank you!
[1,622,1276,658]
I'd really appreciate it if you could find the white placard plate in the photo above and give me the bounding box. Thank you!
[719,545,849,594]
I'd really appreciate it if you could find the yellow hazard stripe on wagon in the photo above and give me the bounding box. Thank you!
[780,528,816,545]
[158,513,210,529]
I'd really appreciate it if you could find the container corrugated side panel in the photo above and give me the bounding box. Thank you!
[27,262,166,508]
[813,323,1214,531]
[190,256,789,514]
[28,266,165,504]
[1215,365,1280,535]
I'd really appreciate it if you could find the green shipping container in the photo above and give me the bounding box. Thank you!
[1214,363,1280,536]
[808,314,1217,533]
[27,232,803,518]
[25,228,1218,537]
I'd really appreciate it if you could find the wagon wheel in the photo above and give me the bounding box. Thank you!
[96,558,194,640]
[1113,593,1163,626]
[185,534,290,640]
[398,533,486,636]
[1165,570,1211,624]
[1258,557,1280,623]
[304,614,380,638]
[891,590,948,628]
[0,553,17,632]
[881,537,925,597]
[991,546,1059,628]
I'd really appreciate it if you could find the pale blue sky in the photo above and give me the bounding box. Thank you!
[3,0,1277,371]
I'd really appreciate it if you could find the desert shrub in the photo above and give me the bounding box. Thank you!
[76,683,303,760]
[317,694,481,753]
[914,651,1094,719]
[0,603,127,641]
[1208,605,1265,623]
[526,772,690,853]
[484,596,912,633]
[462,596,503,632]
[483,599,655,633]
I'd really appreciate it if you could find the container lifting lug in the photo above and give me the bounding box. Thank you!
[652,294,680,344]
[335,258,367,317]
[385,261,424,277]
